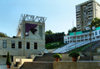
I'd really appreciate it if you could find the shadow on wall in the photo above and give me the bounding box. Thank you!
[20,61,100,69]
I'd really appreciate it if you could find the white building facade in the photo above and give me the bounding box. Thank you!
[0,14,46,57]
[64,27,100,44]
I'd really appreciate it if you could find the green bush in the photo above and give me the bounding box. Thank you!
[45,42,64,49]
[69,52,79,58]
[53,54,62,59]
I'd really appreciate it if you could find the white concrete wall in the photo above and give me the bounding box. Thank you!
[0,21,45,57]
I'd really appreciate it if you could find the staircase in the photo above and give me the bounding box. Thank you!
[53,38,100,53]
[81,40,100,56]
[20,62,53,69]
[34,53,55,61]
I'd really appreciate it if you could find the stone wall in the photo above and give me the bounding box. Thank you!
[0,21,45,57]
[0,37,45,57]
[0,56,6,64]
[20,61,100,69]
[53,62,100,69]
[20,62,53,69]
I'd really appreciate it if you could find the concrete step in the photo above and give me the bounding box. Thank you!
[34,53,55,61]
[20,62,53,69]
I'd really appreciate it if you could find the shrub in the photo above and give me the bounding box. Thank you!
[53,54,62,59]
[6,52,11,65]
[69,52,79,58]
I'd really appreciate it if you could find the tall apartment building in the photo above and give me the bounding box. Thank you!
[76,0,100,31]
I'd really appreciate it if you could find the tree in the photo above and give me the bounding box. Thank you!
[67,30,71,35]
[6,52,11,68]
[45,30,53,35]
[91,18,100,28]
[45,32,65,44]
[72,27,77,32]
[0,32,8,37]
[67,27,77,35]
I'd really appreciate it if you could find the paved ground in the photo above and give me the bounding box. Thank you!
[0,56,7,69]
[0,65,7,69]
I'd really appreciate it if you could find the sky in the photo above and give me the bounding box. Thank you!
[0,0,100,37]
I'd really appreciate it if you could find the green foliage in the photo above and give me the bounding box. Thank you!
[69,52,79,58]
[45,30,53,35]
[91,18,100,28]
[67,30,71,35]
[45,42,65,49]
[67,27,77,35]
[0,32,8,37]
[53,54,62,59]
[68,42,94,53]
[46,32,64,44]
[6,52,11,65]
[72,27,77,32]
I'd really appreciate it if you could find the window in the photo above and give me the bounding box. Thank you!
[26,42,30,49]
[18,42,22,48]
[3,40,7,48]
[95,32,97,35]
[34,42,37,49]
[11,40,15,48]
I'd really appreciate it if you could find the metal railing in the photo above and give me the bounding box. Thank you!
[53,37,100,53]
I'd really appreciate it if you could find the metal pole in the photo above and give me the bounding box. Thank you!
[75,32,76,50]
[90,26,92,61]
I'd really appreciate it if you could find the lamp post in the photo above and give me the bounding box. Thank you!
[75,30,77,51]
[89,23,93,61]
